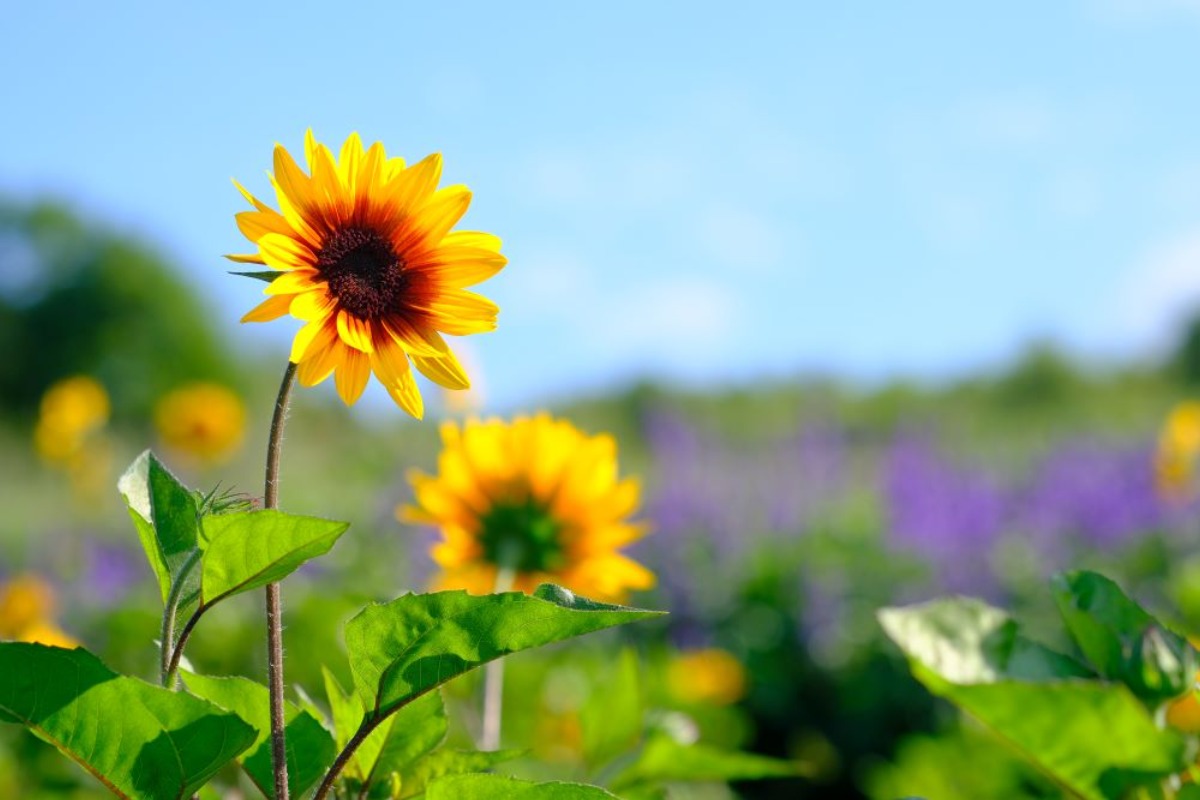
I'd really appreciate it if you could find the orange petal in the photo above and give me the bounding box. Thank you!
[334,348,371,405]
[241,294,294,323]
[413,351,470,390]
[337,309,375,353]
[258,233,316,271]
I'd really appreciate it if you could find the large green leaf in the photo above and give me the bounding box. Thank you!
[344,585,662,719]
[0,643,255,799]
[197,510,349,605]
[183,672,336,799]
[398,749,523,798]
[609,735,810,791]
[1053,570,1195,702]
[118,450,202,605]
[879,598,1188,800]
[426,775,620,799]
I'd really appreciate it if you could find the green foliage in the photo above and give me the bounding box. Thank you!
[398,749,524,798]
[425,774,621,799]
[0,643,255,799]
[608,734,813,792]
[1053,570,1197,703]
[579,648,642,769]
[343,585,663,721]
[119,451,349,657]
[879,574,1193,800]
[182,672,336,799]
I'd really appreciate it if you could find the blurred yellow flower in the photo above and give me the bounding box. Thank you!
[155,382,247,463]
[230,130,505,418]
[33,375,109,465]
[1156,401,1200,500]
[0,574,77,648]
[402,414,655,603]
[668,648,748,706]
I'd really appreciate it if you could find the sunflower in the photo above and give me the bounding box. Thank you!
[229,131,505,418]
[154,382,246,463]
[402,414,655,603]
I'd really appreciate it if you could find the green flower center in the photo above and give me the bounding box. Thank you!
[478,497,566,573]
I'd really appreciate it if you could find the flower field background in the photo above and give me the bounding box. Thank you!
[5,200,1200,798]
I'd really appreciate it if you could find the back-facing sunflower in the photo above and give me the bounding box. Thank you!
[229,131,505,418]
[402,414,656,603]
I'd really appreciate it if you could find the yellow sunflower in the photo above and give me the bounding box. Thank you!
[154,382,246,463]
[401,414,655,603]
[229,131,505,418]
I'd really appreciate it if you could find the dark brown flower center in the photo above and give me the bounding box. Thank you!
[316,227,408,319]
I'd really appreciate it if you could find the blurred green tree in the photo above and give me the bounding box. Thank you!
[0,198,242,420]
[1170,307,1200,388]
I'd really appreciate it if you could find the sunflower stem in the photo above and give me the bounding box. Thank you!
[481,564,516,751]
[264,361,298,800]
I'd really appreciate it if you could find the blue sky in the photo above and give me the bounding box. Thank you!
[4,1,1200,409]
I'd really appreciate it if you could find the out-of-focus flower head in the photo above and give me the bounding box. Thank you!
[402,413,655,603]
[1156,401,1200,501]
[154,382,247,464]
[667,647,748,706]
[0,574,77,647]
[33,375,109,466]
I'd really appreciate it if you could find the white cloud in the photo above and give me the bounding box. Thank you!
[1114,229,1200,350]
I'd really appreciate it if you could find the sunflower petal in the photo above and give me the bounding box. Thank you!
[386,370,424,419]
[334,348,371,405]
[232,178,274,213]
[258,232,316,271]
[290,315,330,363]
[442,230,502,251]
[296,328,343,386]
[224,253,267,264]
[337,309,375,353]
[413,246,507,288]
[405,185,472,250]
[413,351,471,390]
[382,318,447,357]
[290,290,337,322]
[241,294,294,324]
[265,269,321,296]
[338,132,364,194]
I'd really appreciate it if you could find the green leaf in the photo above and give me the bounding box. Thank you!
[426,774,620,800]
[370,692,449,785]
[322,667,448,791]
[182,672,336,799]
[0,643,255,799]
[345,585,663,719]
[230,270,281,283]
[580,648,642,770]
[609,735,810,791]
[118,450,202,605]
[197,510,349,605]
[398,749,523,798]
[879,598,1188,800]
[1053,570,1196,701]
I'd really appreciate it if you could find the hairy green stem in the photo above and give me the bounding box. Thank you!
[159,549,202,688]
[265,361,298,800]
[163,608,203,689]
